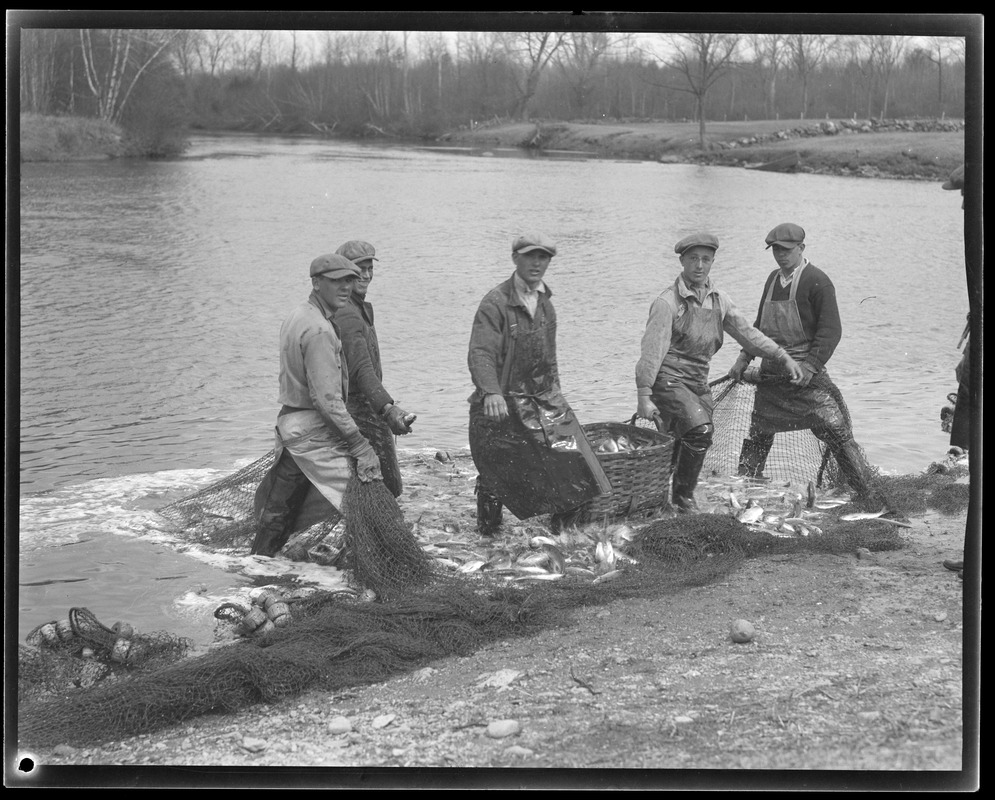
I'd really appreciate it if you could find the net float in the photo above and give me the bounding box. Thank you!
[38,622,60,647]
[255,619,276,636]
[262,592,285,611]
[237,606,268,636]
[112,621,134,639]
[110,637,133,663]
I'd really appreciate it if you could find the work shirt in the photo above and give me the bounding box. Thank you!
[740,260,842,372]
[277,291,360,444]
[468,274,560,399]
[636,275,788,397]
[333,293,394,414]
[513,271,546,318]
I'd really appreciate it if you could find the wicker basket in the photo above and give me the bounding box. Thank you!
[577,416,675,523]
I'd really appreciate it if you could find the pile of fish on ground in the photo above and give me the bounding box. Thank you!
[17,453,969,751]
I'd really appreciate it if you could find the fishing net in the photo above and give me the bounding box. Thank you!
[19,483,914,750]
[704,370,877,496]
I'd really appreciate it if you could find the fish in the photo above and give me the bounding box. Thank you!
[840,509,888,522]
[806,481,817,509]
[815,499,849,509]
[729,491,743,509]
[511,572,564,582]
[737,502,764,524]
[529,535,560,549]
[615,435,633,451]
[791,493,803,518]
[597,437,620,454]
[540,544,567,574]
[458,560,487,574]
[595,540,615,566]
[565,565,597,578]
[593,569,624,584]
[779,522,797,534]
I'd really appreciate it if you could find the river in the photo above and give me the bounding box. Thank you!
[16,133,968,645]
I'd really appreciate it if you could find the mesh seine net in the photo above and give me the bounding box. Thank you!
[17,392,970,750]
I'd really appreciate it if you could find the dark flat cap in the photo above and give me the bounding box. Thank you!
[765,223,806,249]
[674,233,719,255]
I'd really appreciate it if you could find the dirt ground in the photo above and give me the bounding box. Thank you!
[19,451,978,790]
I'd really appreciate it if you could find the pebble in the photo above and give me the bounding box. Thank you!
[729,619,755,643]
[53,745,77,757]
[674,716,694,725]
[240,737,268,753]
[505,745,534,757]
[327,716,353,735]
[858,711,881,721]
[933,612,948,622]
[372,714,396,729]
[485,720,520,739]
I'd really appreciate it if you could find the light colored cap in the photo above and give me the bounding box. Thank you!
[512,232,557,256]
[764,222,806,249]
[335,240,379,263]
[675,233,719,255]
[310,253,361,279]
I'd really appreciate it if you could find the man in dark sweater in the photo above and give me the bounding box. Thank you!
[728,223,872,497]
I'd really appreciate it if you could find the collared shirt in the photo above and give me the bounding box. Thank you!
[333,293,394,414]
[468,273,559,398]
[778,257,810,288]
[277,290,360,441]
[635,274,788,395]
[513,271,546,318]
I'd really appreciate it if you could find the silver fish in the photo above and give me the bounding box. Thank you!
[511,572,564,582]
[737,505,764,524]
[840,509,887,522]
[458,560,487,574]
[593,569,624,584]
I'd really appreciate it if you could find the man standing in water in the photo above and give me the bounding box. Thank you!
[251,253,382,557]
[636,233,804,512]
[467,232,611,536]
[729,223,873,498]
[333,240,416,498]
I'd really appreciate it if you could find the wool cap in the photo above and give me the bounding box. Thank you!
[764,222,806,249]
[674,233,719,255]
[335,240,379,263]
[310,253,361,279]
[512,232,557,256]
[942,164,965,191]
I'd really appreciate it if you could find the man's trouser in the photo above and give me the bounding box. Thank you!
[739,430,869,496]
[250,449,312,556]
[671,423,714,512]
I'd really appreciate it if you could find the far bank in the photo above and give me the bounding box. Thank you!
[21,113,965,183]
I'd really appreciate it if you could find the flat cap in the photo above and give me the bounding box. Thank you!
[674,233,719,255]
[512,232,557,256]
[335,240,379,262]
[942,164,964,191]
[310,253,361,279]
[765,222,806,249]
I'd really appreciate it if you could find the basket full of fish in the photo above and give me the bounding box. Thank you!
[578,415,675,523]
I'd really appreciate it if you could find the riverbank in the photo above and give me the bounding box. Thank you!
[20,113,965,183]
[440,117,965,181]
[19,451,977,785]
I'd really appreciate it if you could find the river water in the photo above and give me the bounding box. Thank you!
[16,133,968,646]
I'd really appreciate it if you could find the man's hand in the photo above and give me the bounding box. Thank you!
[354,447,383,483]
[793,360,818,387]
[636,395,660,422]
[728,354,751,381]
[483,393,509,420]
[782,354,807,386]
[384,404,416,435]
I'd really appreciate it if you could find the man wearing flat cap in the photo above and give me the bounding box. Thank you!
[251,253,383,556]
[333,239,416,498]
[729,223,874,497]
[636,233,804,512]
[467,232,611,535]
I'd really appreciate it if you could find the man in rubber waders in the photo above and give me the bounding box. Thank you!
[333,239,416,498]
[729,223,873,497]
[467,232,611,537]
[251,253,383,557]
[636,233,804,512]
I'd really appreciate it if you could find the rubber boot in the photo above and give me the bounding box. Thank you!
[250,451,312,556]
[737,435,773,479]
[475,480,504,537]
[671,424,713,513]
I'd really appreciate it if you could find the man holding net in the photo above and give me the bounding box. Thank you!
[250,253,383,557]
[728,223,872,497]
[468,232,611,536]
[636,233,805,513]
[333,240,416,498]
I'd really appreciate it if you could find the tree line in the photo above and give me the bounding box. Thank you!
[19,29,966,151]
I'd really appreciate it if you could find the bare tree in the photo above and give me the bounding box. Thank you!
[748,33,786,119]
[864,34,908,119]
[78,29,178,123]
[498,31,566,120]
[555,31,617,118]
[787,34,833,119]
[653,33,739,147]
